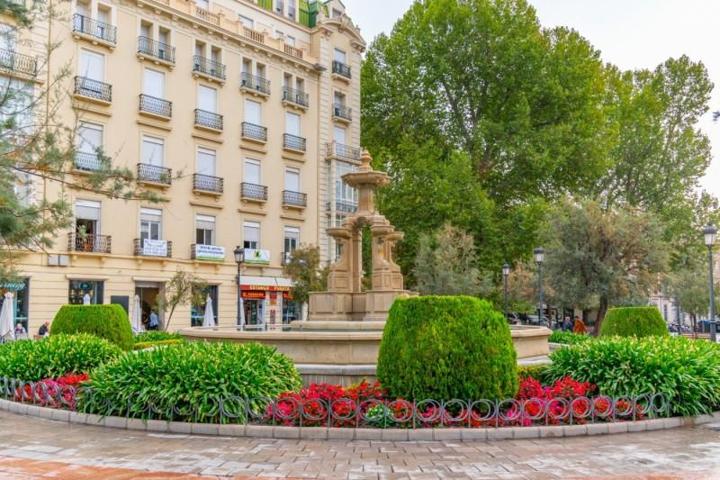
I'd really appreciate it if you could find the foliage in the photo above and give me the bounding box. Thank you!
[546,336,720,416]
[0,334,121,381]
[548,331,592,345]
[377,296,517,400]
[505,262,544,314]
[51,305,134,351]
[282,245,327,317]
[79,342,301,423]
[133,331,184,343]
[15,373,89,410]
[156,270,207,331]
[413,224,492,296]
[132,339,184,350]
[517,364,549,382]
[669,266,720,320]
[599,307,669,338]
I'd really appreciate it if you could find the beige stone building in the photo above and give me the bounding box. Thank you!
[0,0,365,332]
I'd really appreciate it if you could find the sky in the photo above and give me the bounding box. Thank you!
[344,0,720,197]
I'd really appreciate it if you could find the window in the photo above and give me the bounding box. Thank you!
[275,0,284,15]
[296,77,305,92]
[76,122,103,159]
[238,15,254,29]
[196,0,209,9]
[285,112,301,136]
[285,34,295,47]
[140,21,151,39]
[333,126,347,144]
[194,40,205,57]
[140,208,162,241]
[143,68,165,98]
[334,91,346,106]
[0,77,33,130]
[336,161,358,205]
[284,226,299,255]
[79,49,104,81]
[0,278,29,332]
[191,284,217,327]
[141,136,164,166]
[334,48,347,64]
[283,73,292,88]
[244,99,261,124]
[285,167,300,192]
[287,0,296,19]
[195,214,215,245]
[244,159,261,184]
[0,23,15,51]
[69,280,104,305]
[74,200,101,246]
[197,85,217,113]
[197,147,216,176]
[243,221,260,250]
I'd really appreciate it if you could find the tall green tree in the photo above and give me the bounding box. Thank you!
[282,246,327,320]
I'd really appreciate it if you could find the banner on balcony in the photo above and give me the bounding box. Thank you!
[244,248,270,265]
[194,244,225,262]
[143,239,168,257]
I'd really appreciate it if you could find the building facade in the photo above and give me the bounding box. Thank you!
[0,0,364,332]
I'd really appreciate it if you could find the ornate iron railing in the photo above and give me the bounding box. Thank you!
[67,233,112,254]
[241,122,267,142]
[326,142,361,162]
[139,94,172,118]
[194,109,223,131]
[283,133,306,152]
[72,14,117,44]
[332,60,351,79]
[240,72,271,95]
[0,48,37,77]
[137,36,176,64]
[241,182,268,201]
[74,152,104,172]
[283,190,307,207]
[193,173,224,194]
[133,238,172,258]
[192,55,226,80]
[73,76,112,102]
[333,103,352,121]
[282,86,309,107]
[137,163,172,185]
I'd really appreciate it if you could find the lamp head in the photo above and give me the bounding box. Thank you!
[233,245,244,264]
[704,224,718,247]
[533,247,545,264]
[502,263,511,276]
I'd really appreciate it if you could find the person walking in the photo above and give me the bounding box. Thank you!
[148,310,160,330]
[38,321,50,337]
[563,316,573,331]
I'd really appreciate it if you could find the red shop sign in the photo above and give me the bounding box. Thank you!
[241,290,266,300]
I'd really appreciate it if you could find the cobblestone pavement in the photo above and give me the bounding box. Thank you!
[1,411,720,479]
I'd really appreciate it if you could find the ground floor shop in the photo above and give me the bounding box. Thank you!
[239,276,300,330]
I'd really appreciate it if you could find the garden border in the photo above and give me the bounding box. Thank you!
[1,398,718,442]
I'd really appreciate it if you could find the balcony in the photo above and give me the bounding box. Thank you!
[74,152,105,172]
[281,251,293,265]
[191,244,225,262]
[241,182,268,202]
[73,76,112,104]
[192,55,226,82]
[139,94,172,119]
[0,48,37,77]
[283,43,303,60]
[240,72,271,97]
[193,173,224,195]
[329,199,359,214]
[134,238,172,258]
[333,103,352,123]
[282,190,307,209]
[137,163,172,186]
[194,109,223,132]
[72,14,117,47]
[332,60,352,80]
[137,36,176,66]
[242,26,265,44]
[282,86,309,109]
[241,122,267,143]
[326,142,361,163]
[68,233,112,254]
[283,133,306,153]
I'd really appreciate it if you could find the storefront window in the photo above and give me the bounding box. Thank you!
[191,284,218,327]
[282,292,299,324]
[0,278,29,331]
[68,280,104,305]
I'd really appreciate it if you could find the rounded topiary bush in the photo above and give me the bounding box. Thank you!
[377,296,518,400]
[80,342,301,422]
[0,334,122,381]
[52,304,134,350]
[599,306,668,338]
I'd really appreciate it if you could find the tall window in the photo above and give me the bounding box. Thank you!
[333,126,347,144]
[74,199,101,239]
[143,68,165,98]
[0,77,33,130]
[336,161,358,206]
[76,122,103,170]
[244,159,261,184]
[334,48,347,64]
[141,136,164,166]
[197,85,217,112]
[285,168,300,192]
[287,0,296,19]
[285,111,300,136]
[244,99,261,124]
[238,15,254,29]
[284,226,299,255]
[140,208,162,241]
[0,23,16,51]
[195,214,215,245]
[79,49,104,81]
[197,147,216,176]
[243,221,260,249]
[275,0,284,15]
[334,91,346,106]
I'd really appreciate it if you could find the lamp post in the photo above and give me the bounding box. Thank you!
[704,224,717,342]
[534,247,546,327]
[502,263,510,321]
[234,246,245,331]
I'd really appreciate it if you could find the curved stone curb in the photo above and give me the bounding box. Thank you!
[1,398,718,442]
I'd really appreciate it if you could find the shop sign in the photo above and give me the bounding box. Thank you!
[0,282,25,291]
[194,244,225,262]
[244,248,270,265]
[242,290,266,300]
[143,239,168,257]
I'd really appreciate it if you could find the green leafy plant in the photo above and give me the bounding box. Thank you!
[133,331,184,343]
[548,331,592,345]
[517,364,550,382]
[600,306,669,338]
[51,304,134,351]
[132,340,184,350]
[546,336,720,416]
[0,334,122,381]
[80,342,301,423]
[377,296,518,400]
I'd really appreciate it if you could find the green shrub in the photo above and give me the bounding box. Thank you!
[600,306,668,338]
[80,342,301,422]
[133,339,184,350]
[377,296,518,400]
[0,334,122,381]
[549,331,592,345]
[546,336,720,416]
[133,331,184,343]
[518,364,550,382]
[52,305,134,351]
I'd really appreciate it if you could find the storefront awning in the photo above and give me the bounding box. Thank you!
[240,276,293,292]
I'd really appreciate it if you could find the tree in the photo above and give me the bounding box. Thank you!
[155,270,207,331]
[542,199,668,331]
[413,224,492,296]
[282,246,327,320]
[669,267,720,334]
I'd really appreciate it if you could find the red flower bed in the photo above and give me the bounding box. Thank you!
[14,373,89,410]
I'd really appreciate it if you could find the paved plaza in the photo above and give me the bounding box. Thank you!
[0,412,719,479]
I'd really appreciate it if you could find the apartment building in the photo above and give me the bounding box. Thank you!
[0,0,365,331]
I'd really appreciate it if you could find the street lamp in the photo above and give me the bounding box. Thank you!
[234,246,245,330]
[534,247,546,327]
[704,224,717,342]
[502,263,510,321]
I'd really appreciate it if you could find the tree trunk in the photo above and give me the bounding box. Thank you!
[595,295,609,335]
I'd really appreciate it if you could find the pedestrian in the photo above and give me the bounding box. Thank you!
[563,316,573,331]
[148,310,159,330]
[38,321,49,337]
[14,323,26,337]
[573,316,587,334]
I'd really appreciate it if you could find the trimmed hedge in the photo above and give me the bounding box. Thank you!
[133,339,184,350]
[134,331,184,343]
[52,305,134,351]
[549,331,592,345]
[0,334,122,381]
[377,296,518,400]
[600,306,668,338]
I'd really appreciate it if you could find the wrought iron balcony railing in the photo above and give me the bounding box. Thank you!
[137,36,176,64]
[326,142,361,162]
[192,55,226,80]
[240,72,271,95]
[282,86,309,108]
[332,60,351,79]
[0,48,37,77]
[74,152,105,172]
[73,76,112,102]
[72,14,117,45]
[241,122,267,142]
[194,109,223,131]
[137,163,172,185]
[283,133,306,152]
[282,190,307,208]
[134,238,172,258]
[241,182,268,201]
[68,233,112,254]
[193,173,224,194]
[333,103,352,121]
[139,94,172,118]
